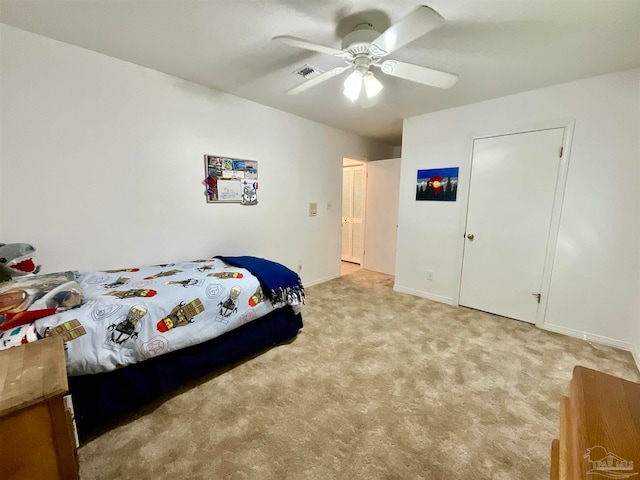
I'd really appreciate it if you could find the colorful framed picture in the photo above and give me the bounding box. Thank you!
[416,167,459,201]
[204,155,258,204]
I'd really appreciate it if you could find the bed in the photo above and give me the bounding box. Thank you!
[7,255,304,440]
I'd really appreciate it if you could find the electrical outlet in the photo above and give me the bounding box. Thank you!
[426,270,434,281]
[327,202,332,210]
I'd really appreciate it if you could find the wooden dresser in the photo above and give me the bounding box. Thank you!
[551,365,640,480]
[0,336,79,480]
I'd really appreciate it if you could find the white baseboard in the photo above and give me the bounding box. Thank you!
[542,322,640,373]
[303,274,340,288]
[392,285,454,305]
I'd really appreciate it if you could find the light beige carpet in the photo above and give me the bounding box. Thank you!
[78,269,639,480]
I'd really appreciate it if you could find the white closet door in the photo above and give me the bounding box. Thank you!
[342,165,365,264]
[459,128,564,323]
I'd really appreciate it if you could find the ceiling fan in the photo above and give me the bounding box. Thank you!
[274,5,458,102]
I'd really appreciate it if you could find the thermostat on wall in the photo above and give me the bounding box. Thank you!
[309,202,318,217]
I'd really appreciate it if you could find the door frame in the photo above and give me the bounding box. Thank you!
[453,119,575,328]
[341,157,368,267]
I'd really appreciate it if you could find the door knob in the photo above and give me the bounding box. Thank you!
[466,233,475,241]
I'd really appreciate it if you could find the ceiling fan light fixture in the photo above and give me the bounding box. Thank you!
[343,70,363,102]
[276,5,459,99]
[364,72,383,98]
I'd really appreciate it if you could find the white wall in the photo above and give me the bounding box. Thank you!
[0,25,393,285]
[396,69,640,367]
[363,158,401,275]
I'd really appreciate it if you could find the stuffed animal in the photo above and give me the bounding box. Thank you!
[0,243,40,282]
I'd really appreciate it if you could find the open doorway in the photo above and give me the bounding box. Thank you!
[341,158,367,276]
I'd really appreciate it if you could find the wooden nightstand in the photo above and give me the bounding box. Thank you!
[0,336,79,480]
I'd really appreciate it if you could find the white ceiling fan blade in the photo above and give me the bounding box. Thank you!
[379,60,458,89]
[369,6,445,57]
[286,66,350,95]
[273,35,346,57]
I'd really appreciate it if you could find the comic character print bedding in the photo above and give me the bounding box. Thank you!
[33,257,304,376]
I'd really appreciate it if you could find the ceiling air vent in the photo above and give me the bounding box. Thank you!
[293,64,324,79]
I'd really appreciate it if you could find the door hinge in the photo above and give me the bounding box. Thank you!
[532,293,541,303]
[559,146,563,158]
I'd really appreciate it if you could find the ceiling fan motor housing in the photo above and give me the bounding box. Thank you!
[341,23,380,55]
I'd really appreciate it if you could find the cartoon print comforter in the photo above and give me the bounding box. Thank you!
[33,258,297,376]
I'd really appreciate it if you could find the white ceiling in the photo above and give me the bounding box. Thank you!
[1,0,639,145]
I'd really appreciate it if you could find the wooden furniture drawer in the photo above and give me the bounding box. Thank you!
[0,336,79,480]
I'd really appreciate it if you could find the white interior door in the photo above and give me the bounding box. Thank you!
[459,128,564,323]
[342,165,365,264]
[363,158,401,275]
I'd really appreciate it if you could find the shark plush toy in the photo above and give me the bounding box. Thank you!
[0,243,40,282]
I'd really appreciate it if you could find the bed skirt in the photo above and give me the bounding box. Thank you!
[68,306,303,441]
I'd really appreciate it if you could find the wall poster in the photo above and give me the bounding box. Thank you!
[416,167,458,201]
[204,155,258,205]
